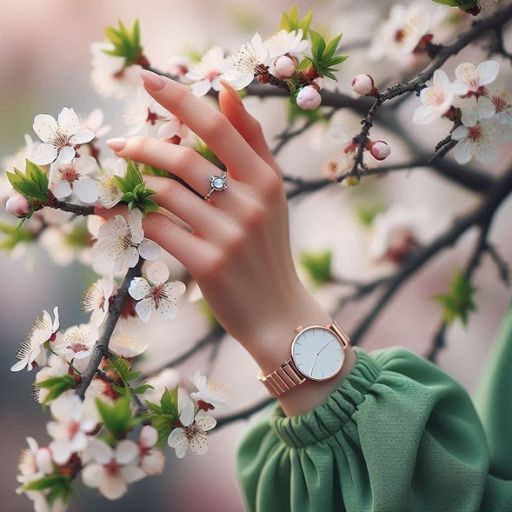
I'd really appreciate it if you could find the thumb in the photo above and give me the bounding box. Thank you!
[218,80,280,175]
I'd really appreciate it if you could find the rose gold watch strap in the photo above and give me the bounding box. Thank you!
[257,359,306,398]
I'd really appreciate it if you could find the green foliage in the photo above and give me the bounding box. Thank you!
[280,6,313,36]
[106,355,140,384]
[305,31,347,81]
[143,164,168,178]
[24,474,73,506]
[6,160,49,207]
[198,298,219,328]
[0,221,35,252]
[356,203,385,227]
[63,222,90,248]
[287,100,326,123]
[114,161,159,214]
[36,375,76,405]
[434,269,477,326]
[104,19,144,66]
[300,249,332,287]
[144,386,180,447]
[432,0,479,13]
[96,394,140,439]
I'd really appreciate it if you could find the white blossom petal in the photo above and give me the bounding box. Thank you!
[138,239,161,260]
[477,60,499,86]
[145,260,169,286]
[140,425,158,448]
[167,428,188,458]
[115,439,139,465]
[74,178,99,203]
[33,114,58,143]
[129,277,151,300]
[57,108,81,136]
[454,139,473,164]
[141,451,165,475]
[99,474,128,500]
[86,438,114,464]
[135,297,156,322]
[31,143,58,165]
[82,463,106,488]
[56,145,76,164]
[120,465,147,483]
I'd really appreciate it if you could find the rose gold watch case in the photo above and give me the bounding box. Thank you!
[290,321,350,382]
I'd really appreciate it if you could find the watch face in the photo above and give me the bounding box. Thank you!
[291,326,345,381]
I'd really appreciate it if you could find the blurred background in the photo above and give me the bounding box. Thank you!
[1,0,511,510]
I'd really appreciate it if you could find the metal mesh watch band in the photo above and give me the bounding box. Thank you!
[257,358,306,397]
[257,321,350,397]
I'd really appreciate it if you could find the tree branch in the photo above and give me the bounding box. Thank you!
[76,260,144,398]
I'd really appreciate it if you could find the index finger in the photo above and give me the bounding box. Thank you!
[139,69,261,178]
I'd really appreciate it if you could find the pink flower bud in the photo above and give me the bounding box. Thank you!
[369,140,391,161]
[351,74,376,96]
[296,85,322,110]
[273,55,297,78]
[5,194,30,218]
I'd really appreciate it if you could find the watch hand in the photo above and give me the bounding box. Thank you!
[309,353,319,375]
[317,340,333,355]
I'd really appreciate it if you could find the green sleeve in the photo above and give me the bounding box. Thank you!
[236,306,512,512]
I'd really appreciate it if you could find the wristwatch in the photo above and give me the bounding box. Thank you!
[257,321,350,397]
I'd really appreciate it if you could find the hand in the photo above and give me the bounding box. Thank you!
[105,70,354,415]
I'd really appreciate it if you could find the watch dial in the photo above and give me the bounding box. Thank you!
[291,327,345,381]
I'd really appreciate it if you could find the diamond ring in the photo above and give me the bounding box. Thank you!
[204,171,228,200]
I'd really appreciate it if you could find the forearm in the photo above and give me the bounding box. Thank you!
[240,280,356,417]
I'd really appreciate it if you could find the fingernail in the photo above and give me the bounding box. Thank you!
[106,137,127,151]
[220,80,243,106]
[140,69,166,92]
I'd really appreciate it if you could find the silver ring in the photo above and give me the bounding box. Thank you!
[204,171,228,200]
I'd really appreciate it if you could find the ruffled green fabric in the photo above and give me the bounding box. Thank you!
[236,305,512,512]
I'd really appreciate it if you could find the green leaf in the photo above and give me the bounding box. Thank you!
[104,19,144,65]
[144,387,181,447]
[300,250,332,287]
[133,383,154,394]
[24,474,71,492]
[6,160,49,205]
[36,375,75,405]
[434,269,477,326]
[280,6,313,36]
[305,31,347,82]
[0,221,35,253]
[96,395,138,438]
[106,355,140,384]
[114,161,158,214]
[160,386,179,418]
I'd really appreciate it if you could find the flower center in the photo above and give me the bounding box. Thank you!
[105,458,120,476]
[51,130,72,150]
[146,109,160,125]
[492,95,507,112]
[60,165,79,183]
[425,88,445,106]
[467,125,482,141]
[183,424,198,440]
[68,421,80,439]
[68,342,88,354]
[394,29,405,43]
[206,70,220,81]
[151,284,168,307]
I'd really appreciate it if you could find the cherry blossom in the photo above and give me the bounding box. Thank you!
[351,74,376,97]
[5,194,30,217]
[369,205,427,264]
[82,438,146,500]
[264,29,309,78]
[167,395,216,458]
[91,209,161,274]
[47,393,97,464]
[482,81,512,125]
[452,106,499,164]
[452,60,499,98]
[11,307,60,372]
[368,140,391,161]
[413,70,454,125]
[2,134,37,172]
[225,33,270,89]
[190,371,229,411]
[296,85,322,110]
[97,157,127,209]
[90,42,141,99]
[82,276,114,327]
[49,156,99,204]
[369,3,432,61]
[82,108,112,139]
[142,368,180,403]
[109,327,149,358]
[39,222,91,267]
[53,323,99,373]
[185,46,234,96]
[138,426,165,475]
[34,355,69,404]
[32,107,95,166]
[128,260,186,322]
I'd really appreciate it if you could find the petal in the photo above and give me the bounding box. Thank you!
[477,60,500,86]
[53,180,73,199]
[157,119,180,140]
[58,107,81,136]
[86,438,114,464]
[124,246,141,271]
[82,464,105,488]
[141,451,165,475]
[189,432,209,455]
[56,145,76,164]
[140,425,158,448]
[451,125,468,141]
[156,298,178,319]
[120,465,147,483]
[74,179,99,203]
[167,429,188,458]
[179,397,195,426]
[138,239,161,261]
[31,143,58,165]
[74,155,98,176]
[190,80,212,97]
[477,97,496,119]
[99,475,127,500]
[145,260,169,286]
[33,114,58,142]
[10,358,28,372]
[128,208,144,244]
[128,277,151,300]
[70,129,95,145]
[454,139,473,164]
[451,81,469,97]
[412,105,437,125]
[195,410,217,432]
[52,306,60,332]
[135,297,155,323]
[49,440,72,465]
[432,69,450,89]
[115,439,139,465]
[163,281,186,298]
